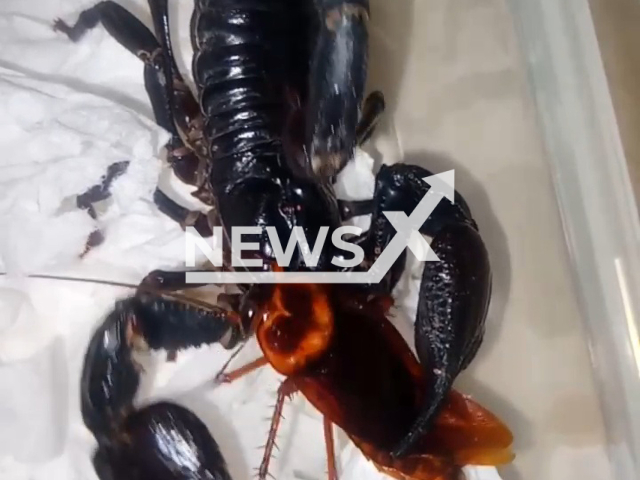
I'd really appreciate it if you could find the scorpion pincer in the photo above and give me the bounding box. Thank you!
[80,295,237,480]
[53,0,503,477]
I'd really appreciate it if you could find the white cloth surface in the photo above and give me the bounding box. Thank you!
[0,1,506,480]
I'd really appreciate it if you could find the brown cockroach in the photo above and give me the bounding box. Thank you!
[11,271,514,480]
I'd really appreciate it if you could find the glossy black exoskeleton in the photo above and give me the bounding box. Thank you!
[94,402,232,480]
[54,0,494,471]
[81,295,239,480]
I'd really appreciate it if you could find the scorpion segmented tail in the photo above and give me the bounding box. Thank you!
[191,0,313,189]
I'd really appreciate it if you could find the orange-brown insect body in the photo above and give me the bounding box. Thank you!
[255,283,514,480]
[257,283,335,376]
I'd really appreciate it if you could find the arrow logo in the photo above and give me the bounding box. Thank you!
[185,170,455,284]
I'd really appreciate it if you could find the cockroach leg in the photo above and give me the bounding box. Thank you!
[324,417,338,480]
[214,356,269,385]
[211,342,247,384]
[258,379,299,480]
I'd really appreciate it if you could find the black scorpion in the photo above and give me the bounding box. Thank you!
[52,0,492,478]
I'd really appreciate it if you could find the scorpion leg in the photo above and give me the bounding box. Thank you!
[53,2,176,137]
[306,0,370,179]
[53,1,210,219]
[356,90,386,146]
[352,164,491,457]
[142,0,221,230]
[337,198,374,223]
[145,0,206,166]
[146,0,181,104]
[53,1,154,46]
[153,189,219,237]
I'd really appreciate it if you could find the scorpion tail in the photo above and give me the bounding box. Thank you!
[355,163,492,458]
[370,164,491,458]
[393,223,492,457]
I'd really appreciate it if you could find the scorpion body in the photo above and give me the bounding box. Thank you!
[52,0,513,478]
[154,0,346,272]
[190,0,334,252]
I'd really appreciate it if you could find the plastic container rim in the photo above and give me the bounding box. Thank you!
[506,0,640,478]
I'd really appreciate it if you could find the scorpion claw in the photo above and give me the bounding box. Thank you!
[94,402,233,480]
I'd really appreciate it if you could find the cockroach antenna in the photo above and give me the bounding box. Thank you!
[0,272,223,313]
[0,271,138,289]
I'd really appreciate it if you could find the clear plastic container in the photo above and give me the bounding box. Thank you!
[507,0,640,478]
[365,0,640,479]
[0,1,639,480]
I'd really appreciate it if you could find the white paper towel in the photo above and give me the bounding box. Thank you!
[0,1,507,479]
